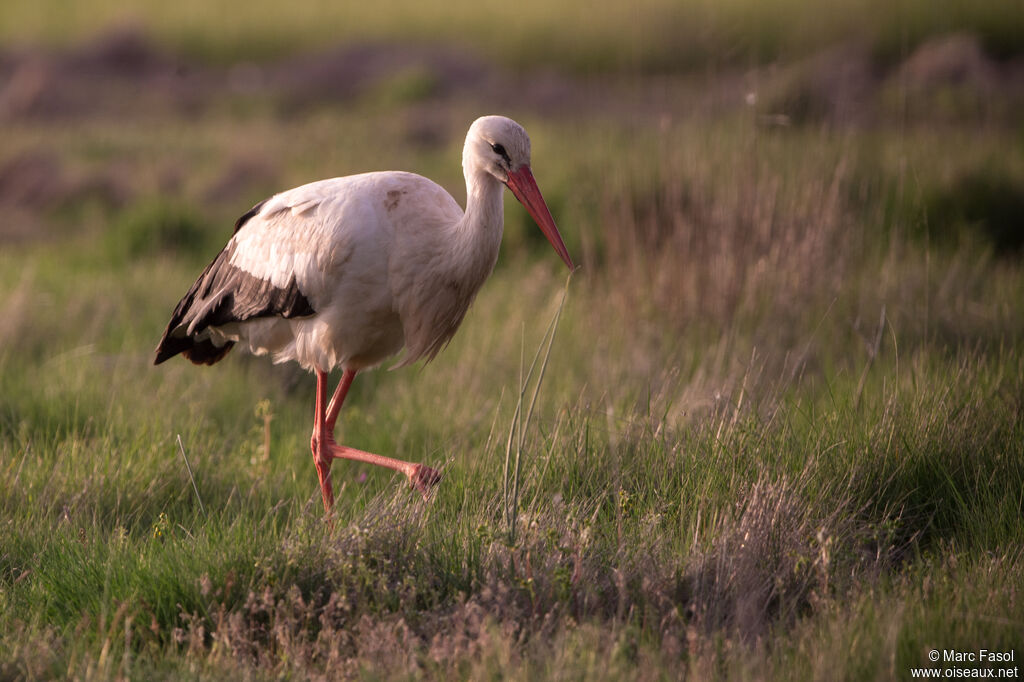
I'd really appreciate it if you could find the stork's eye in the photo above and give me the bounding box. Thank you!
[491,143,508,159]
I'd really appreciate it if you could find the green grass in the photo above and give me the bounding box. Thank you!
[2,4,1023,678]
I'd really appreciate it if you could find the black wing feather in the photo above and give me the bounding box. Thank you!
[154,223,316,366]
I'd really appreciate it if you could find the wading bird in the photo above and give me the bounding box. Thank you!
[155,115,574,512]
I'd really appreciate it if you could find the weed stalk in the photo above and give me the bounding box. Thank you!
[503,274,572,545]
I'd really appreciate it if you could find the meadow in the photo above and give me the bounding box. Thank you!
[1,1,1023,679]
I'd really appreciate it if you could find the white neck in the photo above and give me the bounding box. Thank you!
[451,165,505,287]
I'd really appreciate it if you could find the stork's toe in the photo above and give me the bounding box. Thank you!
[410,464,442,498]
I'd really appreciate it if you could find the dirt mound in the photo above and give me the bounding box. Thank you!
[761,42,879,127]
[897,33,1000,91]
[743,32,1020,128]
[0,27,198,120]
[0,28,507,121]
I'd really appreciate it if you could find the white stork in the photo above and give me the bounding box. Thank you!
[155,115,574,512]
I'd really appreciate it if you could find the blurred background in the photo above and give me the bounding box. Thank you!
[3,0,1022,359]
[2,0,1022,410]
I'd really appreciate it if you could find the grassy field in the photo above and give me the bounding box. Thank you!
[2,2,1023,679]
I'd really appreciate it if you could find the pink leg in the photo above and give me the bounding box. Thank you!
[310,369,441,512]
[324,367,356,435]
[310,370,336,512]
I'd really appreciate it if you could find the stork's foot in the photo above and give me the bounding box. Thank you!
[409,464,442,499]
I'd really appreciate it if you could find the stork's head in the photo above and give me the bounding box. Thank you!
[465,115,574,270]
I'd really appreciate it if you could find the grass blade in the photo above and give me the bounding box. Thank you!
[176,434,206,518]
[503,273,573,543]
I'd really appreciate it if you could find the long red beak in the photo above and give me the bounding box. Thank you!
[506,165,575,270]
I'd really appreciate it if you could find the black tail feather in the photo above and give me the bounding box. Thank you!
[154,334,234,366]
